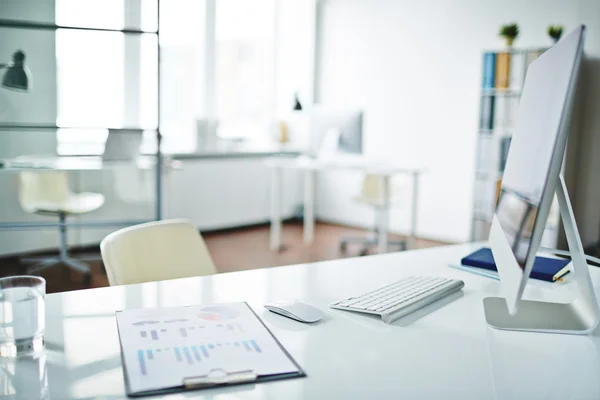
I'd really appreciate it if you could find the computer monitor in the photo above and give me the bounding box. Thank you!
[309,108,363,156]
[103,129,143,161]
[485,25,599,334]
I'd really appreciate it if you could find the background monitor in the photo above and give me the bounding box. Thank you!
[103,129,143,161]
[489,25,585,314]
[309,108,363,156]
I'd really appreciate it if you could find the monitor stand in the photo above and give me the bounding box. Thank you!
[483,175,600,335]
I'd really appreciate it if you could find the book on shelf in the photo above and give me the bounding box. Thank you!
[480,95,495,130]
[498,137,512,172]
[525,49,544,76]
[509,52,525,90]
[495,52,511,89]
[476,135,497,173]
[493,96,506,131]
[495,179,502,206]
[482,52,496,89]
[493,94,519,132]
[473,175,498,218]
[507,96,520,130]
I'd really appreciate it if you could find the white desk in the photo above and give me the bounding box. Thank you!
[0,155,180,171]
[266,156,425,253]
[7,243,600,399]
[0,156,181,231]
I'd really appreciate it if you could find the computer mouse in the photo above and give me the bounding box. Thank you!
[264,300,323,323]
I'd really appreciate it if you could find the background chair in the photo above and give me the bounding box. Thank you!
[100,219,216,286]
[340,174,407,256]
[18,171,105,281]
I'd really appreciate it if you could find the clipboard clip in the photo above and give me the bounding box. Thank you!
[183,369,257,389]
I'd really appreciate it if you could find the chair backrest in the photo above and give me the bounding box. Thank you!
[361,174,386,202]
[18,171,71,211]
[100,219,216,286]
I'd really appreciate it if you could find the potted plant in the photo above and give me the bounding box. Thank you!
[499,23,519,48]
[547,25,564,43]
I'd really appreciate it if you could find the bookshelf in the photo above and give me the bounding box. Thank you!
[471,47,554,242]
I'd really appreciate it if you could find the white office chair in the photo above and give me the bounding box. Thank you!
[18,171,105,281]
[340,174,407,256]
[100,219,216,286]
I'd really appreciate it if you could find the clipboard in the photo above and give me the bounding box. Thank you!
[116,302,306,397]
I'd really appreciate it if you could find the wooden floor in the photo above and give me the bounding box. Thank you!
[0,222,449,294]
[206,221,448,273]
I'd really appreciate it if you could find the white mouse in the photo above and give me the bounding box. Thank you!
[264,300,323,323]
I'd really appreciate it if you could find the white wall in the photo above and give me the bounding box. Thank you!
[315,0,600,244]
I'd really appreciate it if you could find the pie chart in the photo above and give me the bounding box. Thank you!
[197,305,240,321]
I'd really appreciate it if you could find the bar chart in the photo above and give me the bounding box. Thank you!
[138,328,168,340]
[139,323,245,341]
[136,339,263,376]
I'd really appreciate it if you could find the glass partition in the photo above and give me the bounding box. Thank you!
[0,2,161,292]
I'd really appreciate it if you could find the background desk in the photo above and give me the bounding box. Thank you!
[265,156,425,253]
[0,156,179,230]
[8,243,600,399]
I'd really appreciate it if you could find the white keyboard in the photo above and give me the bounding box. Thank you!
[330,276,464,324]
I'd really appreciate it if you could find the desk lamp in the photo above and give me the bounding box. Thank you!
[1,50,30,92]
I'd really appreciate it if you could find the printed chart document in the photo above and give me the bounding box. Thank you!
[116,302,304,396]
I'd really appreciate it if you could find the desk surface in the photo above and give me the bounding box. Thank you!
[0,156,178,171]
[265,155,426,175]
[8,243,600,399]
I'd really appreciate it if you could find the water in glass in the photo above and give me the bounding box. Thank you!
[0,276,45,357]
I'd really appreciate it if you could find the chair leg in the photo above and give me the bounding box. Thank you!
[339,205,408,255]
[74,254,102,261]
[22,256,61,264]
[58,212,69,260]
[22,212,92,283]
[62,258,90,275]
[27,259,61,274]
[340,236,375,246]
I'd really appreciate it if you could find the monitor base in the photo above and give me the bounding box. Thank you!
[485,175,600,335]
[483,297,597,334]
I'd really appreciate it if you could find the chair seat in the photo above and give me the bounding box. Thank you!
[23,192,105,215]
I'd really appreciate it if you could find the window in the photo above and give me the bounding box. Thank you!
[160,0,315,147]
[214,0,276,139]
[55,0,158,155]
[55,0,314,154]
[56,30,125,129]
[158,0,206,153]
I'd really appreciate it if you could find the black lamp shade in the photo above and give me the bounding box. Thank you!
[2,50,30,92]
[2,65,30,92]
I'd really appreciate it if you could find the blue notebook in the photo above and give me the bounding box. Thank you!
[461,247,571,282]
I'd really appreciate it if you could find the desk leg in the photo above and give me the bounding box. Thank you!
[270,167,282,251]
[378,176,390,253]
[304,169,315,244]
[410,172,420,249]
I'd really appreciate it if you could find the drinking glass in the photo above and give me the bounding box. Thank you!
[0,276,46,357]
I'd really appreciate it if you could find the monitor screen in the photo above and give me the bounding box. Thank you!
[490,26,585,311]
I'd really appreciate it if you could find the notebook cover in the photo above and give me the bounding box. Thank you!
[460,247,570,282]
